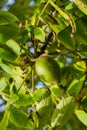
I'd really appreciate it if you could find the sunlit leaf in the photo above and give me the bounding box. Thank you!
[0,111,9,130]
[50,84,63,98]
[6,40,21,56]
[34,27,45,42]
[74,61,86,72]
[75,110,87,126]
[48,23,64,34]
[0,63,15,75]
[6,94,19,109]
[13,82,34,106]
[15,93,34,106]
[51,96,75,128]
[0,78,7,92]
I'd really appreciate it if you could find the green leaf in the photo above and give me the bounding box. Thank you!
[49,0,76,34]
[50,84,63,98]
[77,44,87,58]
[0,11,19,26]
[0,23,19,42]
[74,61,86,72]
[58,28,75,50]
[0,63,15,75]
[0,78,7,92]
[41,0,48,3]
[30,9,39,26]
[67,61,86,95]
[48,23,65,34]
[75,110,87,126]
[67,74,86,95]
[36,96,54,124]
[6,40,21,56]
[33,88,50,101]
[65,2,77,12]
[6,94,19,109]
[34,27,45,42]
[10,107,34,128]
[15,93,34,106]
[51,96,75,128]
[61,67,72,87]
[0,48,16,62]
[0,111,9,130]
[75,18,87,45]
[14,84,34,106]
[32,111,39,128]
[73,0,87,15]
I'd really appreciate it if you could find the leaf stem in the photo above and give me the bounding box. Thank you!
[36,1,49,26]
[16,73,29,94]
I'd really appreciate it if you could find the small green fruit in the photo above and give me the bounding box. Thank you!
[35,56,61,84]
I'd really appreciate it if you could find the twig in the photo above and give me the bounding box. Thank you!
[16,73,30,94]
[36,1,49,26]
[32,65,35,93]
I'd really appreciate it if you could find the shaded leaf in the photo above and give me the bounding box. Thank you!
[0,48,16,62]
[0,11,19,26]
[10,107,34,128]
[75,18,87,45]
[58,28,75,50]
[0,23,19,42]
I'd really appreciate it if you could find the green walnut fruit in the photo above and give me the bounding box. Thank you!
[35,56,61,84]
